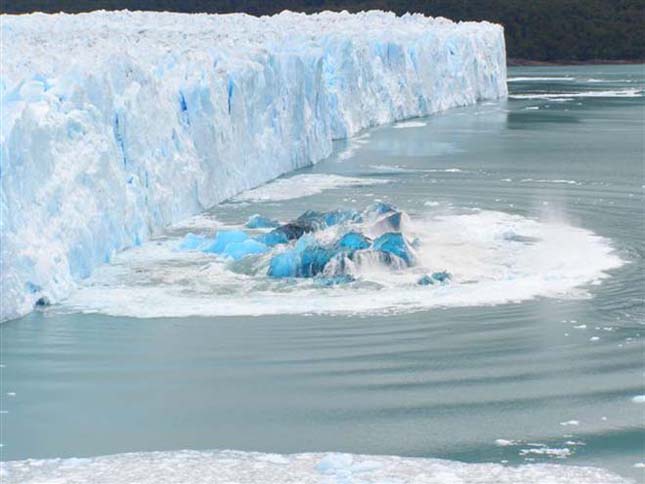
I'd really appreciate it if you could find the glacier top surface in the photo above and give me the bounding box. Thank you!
[1,10,501,87]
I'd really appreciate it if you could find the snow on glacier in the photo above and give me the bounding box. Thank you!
[0,10,507,321]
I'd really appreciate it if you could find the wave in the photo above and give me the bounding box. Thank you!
[231,174,389,203]
[509,88,643,100]
[56,209,625,318]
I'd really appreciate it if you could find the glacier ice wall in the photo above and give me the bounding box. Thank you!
[0,10,507,321]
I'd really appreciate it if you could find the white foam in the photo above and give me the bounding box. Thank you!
[495,439,519,447]
[58,210,625,318]
[519,447,572,459]
[632,395,645,403]
[369,165,465,174]
[586,78,633,83]
[520,178,581,185]
[509,88,643,100]
[0,450,631,484]
[507,77,576,82]
[393,120,427,128]
[232,174,389,202]
[560,420,580,427]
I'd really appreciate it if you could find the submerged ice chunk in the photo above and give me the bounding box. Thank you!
[418,275,433,286]
[245,214,279,229]
[418,271,451,285]
[179,233,210,250]
[221,239,269,260]
[267,251,299,278]
[203,230,248,254]
[256,231,289,247]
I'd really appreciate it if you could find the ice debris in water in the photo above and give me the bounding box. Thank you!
[179,230,268,261]
[178,203,448,285]
[266,204,417,281]
[418,271,451,286]
[203,230,249,254]
[220,239,269,261]
[179,233,210,251]
[258,209,362,247]
[245,214,279,229]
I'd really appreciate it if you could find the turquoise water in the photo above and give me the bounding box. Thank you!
[2,65,644,481]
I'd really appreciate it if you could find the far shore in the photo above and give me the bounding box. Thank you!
[508,58,644,67]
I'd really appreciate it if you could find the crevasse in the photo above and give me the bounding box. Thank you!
[0,10,507,321]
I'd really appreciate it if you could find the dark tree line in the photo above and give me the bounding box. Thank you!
[2,0,643,61]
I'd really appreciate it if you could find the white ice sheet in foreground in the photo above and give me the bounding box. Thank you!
[0,449,632,484]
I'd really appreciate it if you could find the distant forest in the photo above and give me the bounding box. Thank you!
[2,0,644,62]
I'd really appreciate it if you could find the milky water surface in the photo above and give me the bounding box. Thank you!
[1,65,644,482]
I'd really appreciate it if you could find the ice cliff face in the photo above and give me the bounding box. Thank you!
[0,10,507,321]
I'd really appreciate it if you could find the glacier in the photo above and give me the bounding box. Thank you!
[0,10,507,321]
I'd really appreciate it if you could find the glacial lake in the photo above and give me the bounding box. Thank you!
[2,65,643,482]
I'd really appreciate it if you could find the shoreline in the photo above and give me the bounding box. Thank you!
[508,58,644,67]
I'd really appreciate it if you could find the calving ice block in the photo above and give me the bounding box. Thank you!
[0,10,507,320]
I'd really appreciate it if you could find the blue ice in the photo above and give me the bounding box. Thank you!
[372,232,413,265]
[246,214,279,229]
[203,230,248,254]
[221,239,269,260]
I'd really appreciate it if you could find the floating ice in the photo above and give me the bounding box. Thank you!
[0,449,631,484]
[266,205,415,280]
[0,10,508,321]
[245,215,279,229]
[179,233,210,251]
[519,447,572,459]
[220,239,269,261]
[180,230,269,261]
[203,231,249,254]
[418,271,451,285]
[372,232,414,265]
